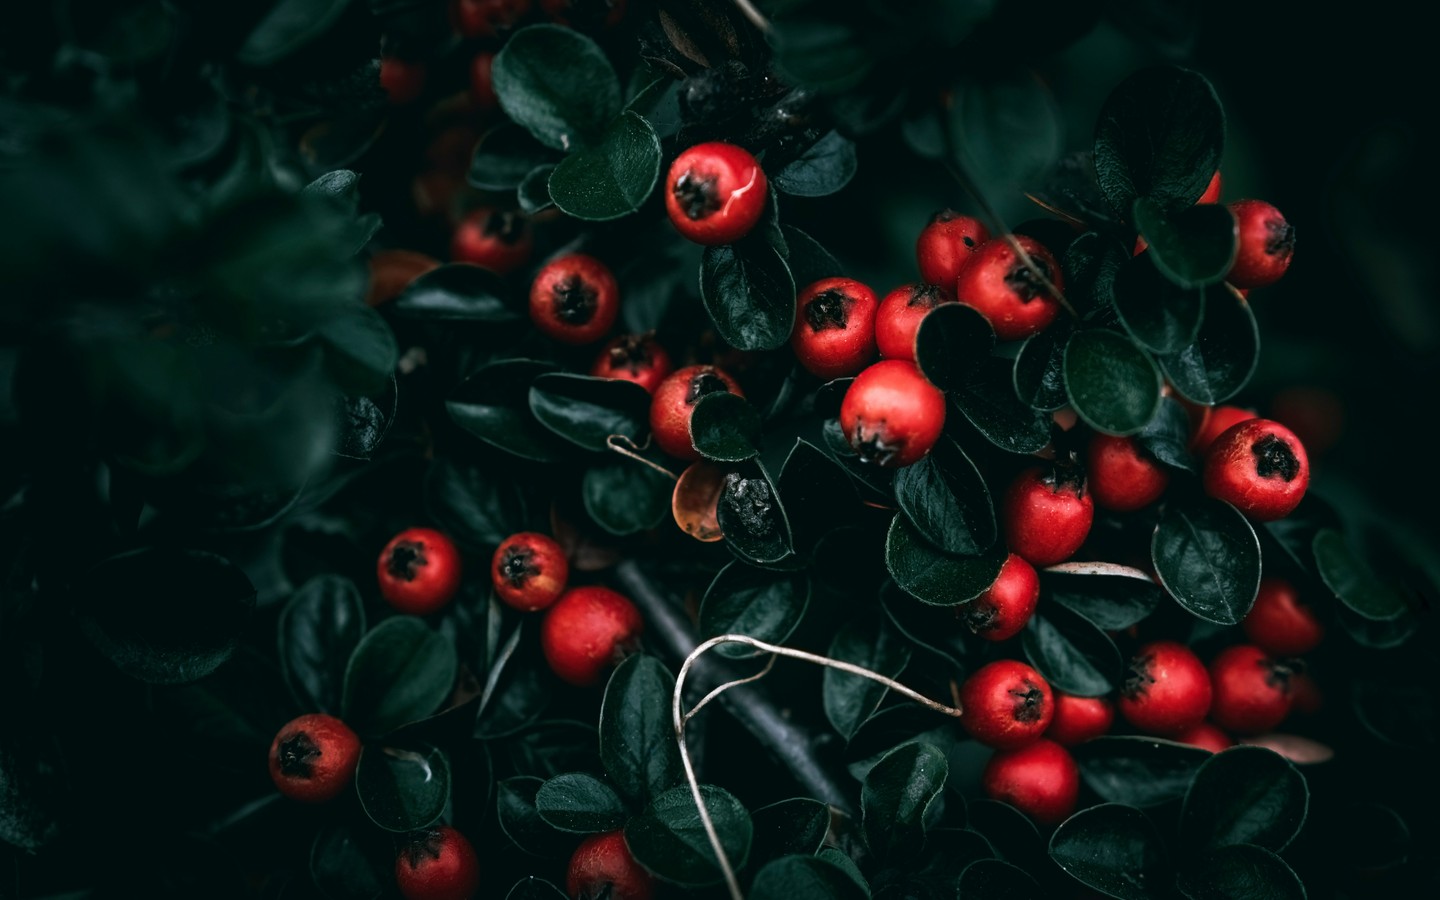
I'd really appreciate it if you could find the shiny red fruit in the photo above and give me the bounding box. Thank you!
[590,334,673,394]
[1226,199,1295,289]
[982,738,1079,826]
[1189,404,1255,454]
[492,532,569,612]
[916,210,989,288]
[451,207,532,275]
[1209,644,1293,734]
[664,142,768,245]
[528,253,620,345]
[839,360,946,468]
[648,365,743,460]
[959,659,1054,749]
[1202,418,1309,521]
[1046,693,1115,746]
[381,57,427,105]
[958,554,1040,642]
[268,714,361,803]
[1001,464,1094,567]
[791,277,879,379]
[1198,171,1223,204]
[1173,721,1234,753]
[396,825,481,900]
[875,283,951,362]
[566,830,654,900]
[541,586,644,687]
[1118,640,1211,737]
[377,528,464,615]
[1242,577,1323,656]
[1086,433,1170,512]
[452,0,530,38]
[955,235,1064,341]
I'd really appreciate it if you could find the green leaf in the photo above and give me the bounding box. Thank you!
[769,15,873,93]
[952,357,1052,454]
[237,0,351,66]
[958,858,1046,898]
[582,456,672,536]
[1176,845,1306,900]
[1135,397,1196,472]
[392,264,522,321]
[782,225,845,288]
[750,856,869,900]
[548,111,663,221]
[1064,231,1128,317]
[528,373,651,452]
[885,514,1008,606]
[915,303,995,392]
[1180,747,1309,852]
[534,772,629,833]
[717,461,794,565]
[1133,199,1238,288]
[894,436,995,556]
[1312,528,1407,621]
[948,69,1063,191]
[492,24,622,151]
[626,784,753,888]
[469,124,557,191]
[1093,66,1225,216]
[506,877,569,900]
[700,241,797,352]
[1151,499,1261,625]
[861,742,948,866]
[448,359,567,463]
[316,304,397,396]
[690,391,762,462]
[1021,602,1122,697]
[424,457,530,549]
[1040,564,1163,630]
[355,742,451,833]
[1014,320,1074,412]
[700,563,810,659]
[278,575,366,714]
[496,777,573,859]
[342,617,457,738]
[1113,252,1206,353]
[818,848,872,896]
[967,798,1045,865]
[823,614,911,740]
[749,798,830,867]
[1157,287,1259,405]
[1073,736,1213,808]
[1063,329,1162,436]
[1048,804,1171,900]
[72,548,256,685]
[599,655,683,806]
[520,165,556,214]
[309,823,389,900]
[778,438,861,554]
[774,131,858,197]
[0,720,65,851]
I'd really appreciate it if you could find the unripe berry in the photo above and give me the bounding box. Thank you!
[1001,464,1094,567]
[451,207,532,275]
[981,738,1079,826]
[590,334,673,394]
[1173,721,1233,753]
[790,278,879,379]
[1189,404,1255,455]
[377,528,464,615]
[1242,577,1323,657]
[395,825,481,900]
[1086,433,1169,512]
[1046,693,1115,747]
[491,532,569,612]
[268,714,361,803]
[541,586,643,687]
[1208,644,1293,735]
[1226,199,1295,289]
[838,360,946,468]
[1118,640,1211,737]
[958,554,1040,642]
[875,283,951,362]
[528,254,620,345]
[664,142,767,246]
[959,659,1054,749]
[648,365,743,460]
[916,210,989,288]
[566,830,654,900]
[1202,418,1309,521]
[954,235,1064,341]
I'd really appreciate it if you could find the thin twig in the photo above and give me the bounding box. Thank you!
[732,0,773,34]
[606,434,678,480]
[683,653,778,726]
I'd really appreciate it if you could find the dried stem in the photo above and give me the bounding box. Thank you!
[605,434,678,480]
[731,0,772,34]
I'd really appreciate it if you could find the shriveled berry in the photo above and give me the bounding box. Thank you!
[982,738,1079,826]
[839,360,946,468]
[959,659,1054,749]
[492,532,569,612]
[959,554,1040,642]
[377,527,464,615]
[791,277,879,379]
[528,253,620,345]
[1202,418,1309,521]
[648,365,743,460]
[541,586,644,687]
[1118,640,1211,737]
[268,714,361,804]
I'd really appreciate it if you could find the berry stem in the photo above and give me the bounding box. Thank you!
[731,0,772,33]
[605,435,679,480]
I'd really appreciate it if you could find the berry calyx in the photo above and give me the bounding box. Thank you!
[491,532,569,612]
[648,365,744,460]
[566,830,655,900]
[959,553,1040,642]
[1202,418,1309,521]
[790,277,879,379]
[1242,577,1324,657]
[955,235,1064,341]
[395,825,481,900]
[1046,692,1115,747]
[267,714,361,804]
[1001,463,1094,567]
[451,207,532,275]
[541,586,644,687]
[452,0,531,38]
[981,738,1079,826]
[528,253,620,345]
[875,283,952,362]
[1189,404,1256,454]
[664,142,768,246]
[1174,721,1234,753]
[958,659,1055,749]
[590,333,674,394]
[380,57,427,106]
[1226,199,1295,289]
[1118,640,1212,737]
[1086,433,1170,512]
[916,210,989,288]
[838,360,946,468]
[377,527,464,615]
[1208,644,1293,734]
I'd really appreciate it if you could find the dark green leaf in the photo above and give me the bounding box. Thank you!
[880,580,971,670]
[1136,397,1196,472]
[309,822,388,900]
[750,855,870,900]
[717,461,794,565]
[1342,803,1411,872]
[957,858,1046,898]
[700,562,810,658]
[548,111,662,221]
[496,777,573,859]
[600,655,683,806]
[699,241,797,352]
[1151,499,1261,625]
[1133,199,1238,288]
[626,784,753,888]
[948,69,1063,191]
[529,373,651,452]
[1041,564,1163,630]
[72,548,255,684]
[1048,804,1170,900]
[782,225,845,288]
[237,0,351,66]
[914,828,994,889]
[316,304,397,397]
[534,772,629,833]
[519,165,557,214]
[690,391,762,462]
[750,798,830,866]
[1113,252,1206,353]
[449,360,568,462]
[424,457,530,549]
[894,436,995,556]
[1259,494,1341,576]
[915,303,995,392]
[1093,66,1224,216]
[1353,676,1439,748]
[778,438,860,554]
[824,614,911,740]
[967,799,1044,866]
[582,456,672,536]
[818,848,872,896]
[886,514,1008,606]
[506,877,568,899]
[470,125,556,191]
[342,617,458,738]
[493,25,622,151]
[278,575,365,714]
[1064,231,1128,317]
[355,743,451,833]
[861,742,948,866]
[1180,747,1308,852]
[1312,528,1407,621]
[770,16,872,93]
[392,264,521,322]
[1176,844,1306,900]
[1063,329,1162,436]
[1013,320,1074,412]
[0,723,65,851]
[774,131,858,197]
[1157,288,1259,405]
[952,358,1052,455]
[1073,736,1213,807]
[1021,602,1123,697]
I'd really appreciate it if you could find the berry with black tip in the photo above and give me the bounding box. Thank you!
[1118,640,1212,737]
[1226,199,1295,289]
[395,825,481,900]
[541,586,644,687]
[954,235,1064,341]
[451,207,532,275]
[377,527,463,615]
[491,532,569,612]
[1046,692,1115,746]
[590,333,673,394]
[1202,418,1309,521]
[528,253,620,345]
[959,659,1054,749]
[838,360,945,468]
[875,283,951,362]
[1086,433,1170,512]
[982,738,1079,826]
[664,142,768,246]
[791,277,879,379]
[268,714,361,803]
[648,365,743,460]
[958,553,1040,642]
[1001,462,1094,567]
[566,830,654,900]
[916,209,989,288]
[1209,644,1293,734]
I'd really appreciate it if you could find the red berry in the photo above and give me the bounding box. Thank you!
[590,334,674,394]
[395,825,481,900]
[528,253,620,345]
[452,0,531,38]
[469,52,498,110]
[541,586,644,687]
[1202,418,1309,521]
[875,283,952,362]
[1085,433,1170,512]
[1189,404,1255,454]
[1001,464,1094,567]
[838,360,946,468]
[1046,693,1115,747]
[648,365,744,460]
[1173,721,1233,753]
[958,554,1040,642]
[542,0,627,28]
[366,250,440,308]
[491,532,569,612]
[1198,171,1222,204]
[451,207,532,275]
[664,142,768,246]
[1290,671,1323,715]
[1209,644,1293,735]
[1226,199,1295,289]
[916,210,989,288]
[791,277,879,379]
[981,738,1079,826]
[959,659,1054,749]
[377,528,464,615]
[954,235,1064,341]
[1242,577,1323,657]
[566,830,654,900]
[268,714,361,803]
[1118,640,1211,737]
[381,57,427,106]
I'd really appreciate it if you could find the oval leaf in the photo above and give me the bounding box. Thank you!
[1312,528,1407,621]
[958,858,1046,899]
[1041,565,1163,630]
[717,461,794,565]
[861,742,948,866]
[548,111,662,221]
[690,391,762,462]
[749,798,830,866]
[626,784,753,888]
[1049,804,1171,900]
[583,455,673,536]
[948,69,1062,191]
[1114,252,1206,352]
[1176,844,1306,900]
[1135,396,1197,472]
[535,772,629,834]
[750,855,869,900]
[894,436,996,556]
[469,124,556,191]
[774,130,858,197]
[278,575,366,713]
[1180,746,1308,852]
[1151,498,1261,625]
[700,241,797,352]
[528,372,650,452]
[309,823,388,900]
[1064,329,1163,436]
[392,264,521,322]
[238,0,350,66]
[885,514,1008,606]
[497,777,573,859]
[1133,199,1238,289]
[355,743,451,833]
[915,303,995,392]
[1073,736,1213,808]
[700,562,810,659]
[1014,320,1074,412]
[823,613,911,741]
[778,438,861,554]
[342,617,458,738]
[600,655,683,806]
[1021,602,1123,697]
[1157,287,1259,405]
[952,357,1052,454]
[781,225,845,289]
[506,877,568,900]
[492,25,622,151]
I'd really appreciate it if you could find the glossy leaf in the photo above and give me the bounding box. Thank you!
[1135,396,1196,472]
[519,165,556,214]
[355,743,451,832]
[824,614,911,740]
[1113,252,1206,353]
[278,575,365,713]
[392,264,521,321]
[1014,320,1074,412]
[1073,736,1213,808]
[548,112,662,221]
[690,391,762,462]
[894,436,995,556]
[493,25,622,151]
[1176,845,1307,900]
[958,858,1046,899]
[1312,528,1407,621]
[1151,498,1262,625]
[1041,564,1163,630]
[915,303,995,392]
[1133,199,1238,289]
[1180,747,1308,852]
[1064,329,1163,436]
[886,513,1008,606]
[1049,804,1170,900]
[951,357,1053,455]
[424,457,530,549]
[750,855,869,900]
[700,562,810,658]
[699,241,797,352]
[749,798,830,866]
[528,373,650,452]
[599,655,683,805]
[1157,288,1259,405]
[469,124,556,191]
[774,130,858,197]
[582,455,672,536]
[861,742,948,865]
[506,877,568,900]
[781,225,845,288]
[342,617,458,738]
[534,772,629,833]
[626,784,753,888]
[496,777,573,859]
[778,438,860,554]
[309,823,388,900]
[1022,602,1123,697]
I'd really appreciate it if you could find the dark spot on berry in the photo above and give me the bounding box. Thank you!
[849,419,899,466]
[1263,217,1296,259]
[499,546,539,587]
[551,275,598,325]
[960,600,997,634]
[1010,682,1046,723]
[721,473,773,536]
[685,371,730,405]
[386,540,428,581]
[1041,457,1088,497]
[1252,434,1300,481]
[906,284,946,308]
[276,731,321,778]
[401,829,446,869]
[1004,255,1055,302]
[606,334,654,375]
[804,289,850,332]
[482,210,526,244]
[674,169,721,220]
[963,235,976,247]
[1122,653,1155,701]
